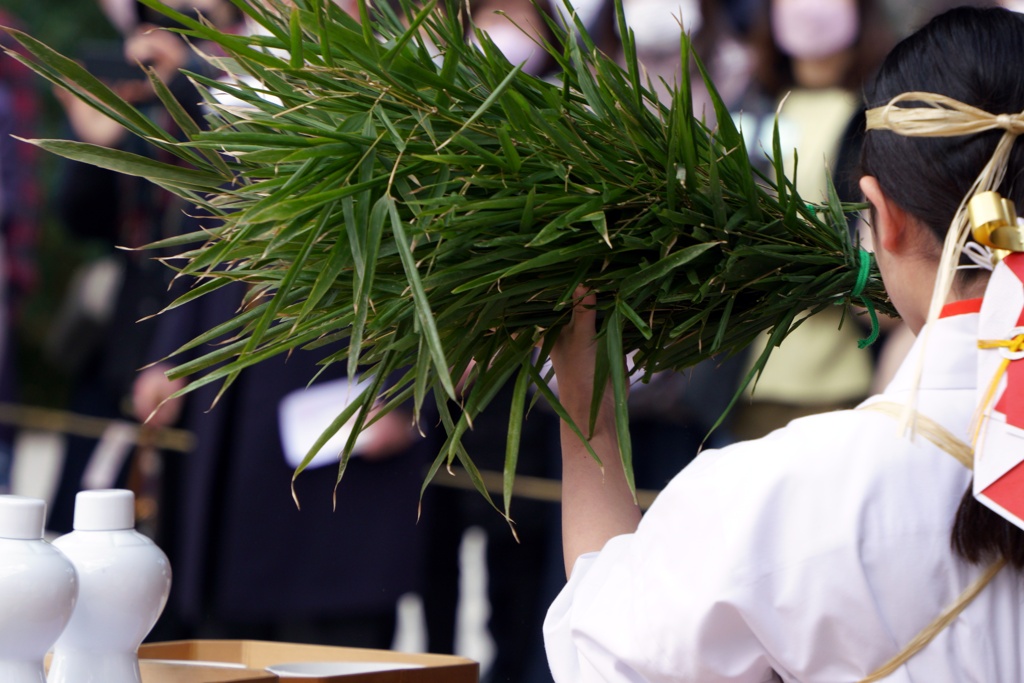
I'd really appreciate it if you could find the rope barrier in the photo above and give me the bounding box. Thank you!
[429,467,660,510]
[0,402,665,508]
[0,402,195,453]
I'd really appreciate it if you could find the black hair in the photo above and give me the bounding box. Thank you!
[861,5,1024,570]
[862,6,1024,244]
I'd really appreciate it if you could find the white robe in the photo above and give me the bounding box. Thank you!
[544,309,1024,682]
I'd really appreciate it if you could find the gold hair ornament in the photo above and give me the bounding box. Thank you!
[967,190,1022,254]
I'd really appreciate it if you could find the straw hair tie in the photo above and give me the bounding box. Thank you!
[866,92,1024,137]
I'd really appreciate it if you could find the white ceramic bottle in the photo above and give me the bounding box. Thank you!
[0,495,78,683]
[47,489,171,683]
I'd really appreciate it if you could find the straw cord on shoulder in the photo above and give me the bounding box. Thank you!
[855,401,1004,683]
[859,401,973,468]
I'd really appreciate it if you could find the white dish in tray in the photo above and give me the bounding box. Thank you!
[266,661,425,677]
[143,659,248,668]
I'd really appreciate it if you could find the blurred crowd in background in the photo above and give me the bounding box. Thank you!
[0,0,1016,682]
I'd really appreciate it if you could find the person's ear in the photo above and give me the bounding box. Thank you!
[859,175,911,253]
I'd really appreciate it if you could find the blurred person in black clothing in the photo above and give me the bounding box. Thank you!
[0,9,40,493]
[46,0,240,532]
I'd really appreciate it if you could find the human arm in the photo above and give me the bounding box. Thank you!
[57,24,192,147]
[132,362,186,428]
[549,289,642,578]
[355,407,419,462]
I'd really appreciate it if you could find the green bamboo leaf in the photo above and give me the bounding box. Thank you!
[380,0,437,69]
[160,301,265,359]
[454,434,504,515]
[566,25,608,120]
[437,63,524,152]
[294,206,347,327]
[496,123,522,174]
[616,297,652,340]
[422,380,459,479]
[144,68,230,173]
[331,363,394,506]
[245,176,385,223]
[451,241,596,293]
[374,108,406,153]
[525,359,600,465]
[387,197,456,400]
[824,171,850,250]
[289,8,304,68]
[711,294,735,352]
[357,0,382,59]
[22,139,224,188]
[412,334,432,425]
[589,333,611,436]
[2,28,170,141]
[142,227,224,251]
[709,306,799,436]
[612,0,642,111]
[216,217,321,399]
[347,194,389,379]
[291,374,373,479]
[605,306,635,497]
[771,114,788,211]
[527,196,609,247]
[158,277,235,316]
[518,186,537,233]
[621,242,722,296]
[310,0,335,67]
[675,32,697,191]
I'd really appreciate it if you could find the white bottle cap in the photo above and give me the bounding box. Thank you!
[73,489,136,531]
[0,495,47,540]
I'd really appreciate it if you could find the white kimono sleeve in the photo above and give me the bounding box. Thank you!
[543,444,783,683]
[542,407,971,683]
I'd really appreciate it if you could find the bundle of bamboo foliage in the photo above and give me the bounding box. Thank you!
[3,0,891,514]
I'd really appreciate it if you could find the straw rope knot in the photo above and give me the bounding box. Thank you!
[865,91,1024,138]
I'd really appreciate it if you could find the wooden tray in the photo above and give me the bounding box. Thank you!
[43,656,274,682]
[139,640,479,683]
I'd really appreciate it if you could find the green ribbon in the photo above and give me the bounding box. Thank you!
[852,248,880,349]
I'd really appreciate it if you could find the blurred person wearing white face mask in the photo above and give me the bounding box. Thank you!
[610,0,752,115]
[45,0,240,536]
[772,0,859,63]
[742,0,893,198]
[624,0,703,45]
[726,0,895,442]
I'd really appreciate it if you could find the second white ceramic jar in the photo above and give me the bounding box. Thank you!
[47,489,171,683]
